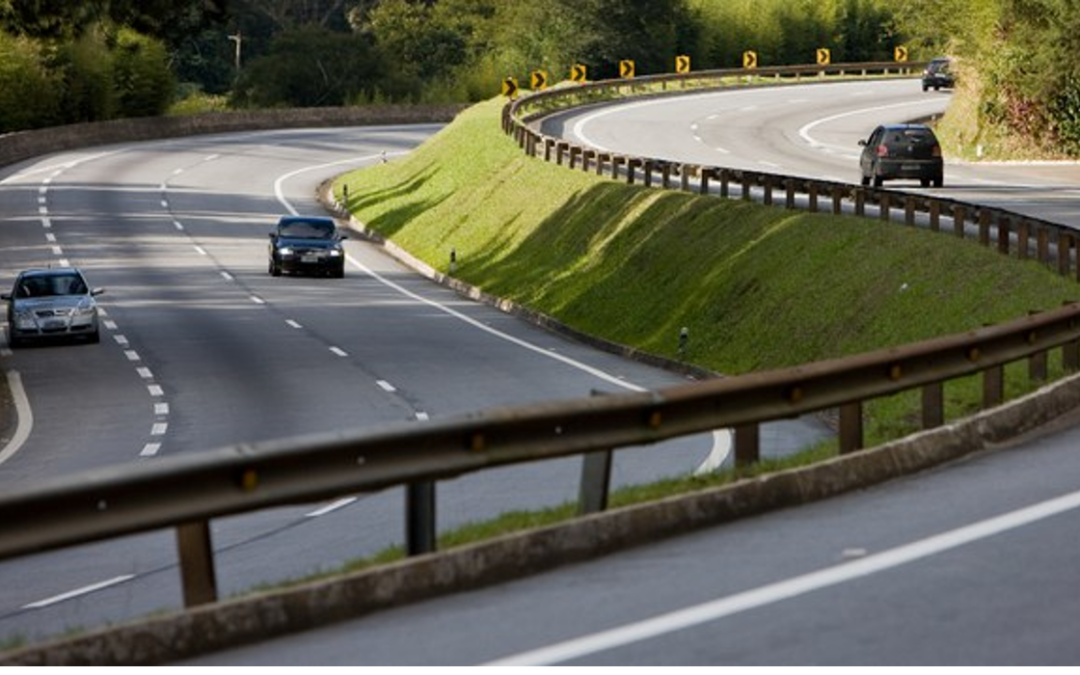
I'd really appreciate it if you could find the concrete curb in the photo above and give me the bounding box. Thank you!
[5,369,1079,665]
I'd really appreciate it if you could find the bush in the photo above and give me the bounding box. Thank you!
[112,27,176,118]
[0,33,61,132]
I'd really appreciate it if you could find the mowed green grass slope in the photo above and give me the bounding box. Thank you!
[336,97,1079,444]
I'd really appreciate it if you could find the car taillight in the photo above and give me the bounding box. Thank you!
[932,144,941,157]
[876,144,889,158]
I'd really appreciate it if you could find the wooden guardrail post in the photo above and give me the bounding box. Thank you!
[661,162,672,189]
[1059,231,1073,277]
[719,168,731,198]
[953,205,966,238]
[983,365,1004,409]
[544,138,555,162]
[854,188,865,217]
[1064,330,1080,372]
[929,200,941,232]
[734,423,760,467]
[176,521,218,607]
[700,168,712,194]
[904,196,917,227]
[612,155,624,180]
[808,183,819,212]
[978,208,992,246]
[762,176,773,205]
[406,481,437,556]
[998,216,1010,256]
[741,174,752,201]
[785,179,796,209]
[644,160,654,187]
[1037,227,1050,264]
[627,159,639,185]
[879,192,891,222]
[839,402,864,454]
[831,186,843,214]
[556,141,567,166]
[922,382,944,429]
[1017,220,1030,259]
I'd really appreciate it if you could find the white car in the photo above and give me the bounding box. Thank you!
[3,268,104,347]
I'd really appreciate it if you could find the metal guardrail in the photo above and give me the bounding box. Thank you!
[502,61,1080,282]
[3,62,1080,612]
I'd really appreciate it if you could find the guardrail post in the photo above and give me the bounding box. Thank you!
[953,205,966,238]
[662,162,672,188]
[1030,346,1048,383]
[983,365,1004,409]
[406,481,437,556]
[556,142,567,166]
[1037,227,1050,264]
[1064,332,1080,372]
[762,176,773,205]
[741,174,752,201]
[1017,220,1030,259]
[176,521,218,607]
[719,168,731,198]
[568,146,579,170]
[784,179,796,209]
[578,448,613,515]
[700,168,712,194]
[929,200,941,232]
[544,139,555,163]
[627,159,638,185]
[904,196,916,227]
[879,193,891,222]
[997,216,1010,256]
[831,187,843,214]
[582,149,594,172]
[922,382,944,429]
[612,156,624,180]
[839,402,864,454]
[644,160,654,187]
[854,189,865,217]
[978,208,992,247]
[680,165,692,192]
[1059,232,1073,277]
[734,423,760,467]
[808,183,819,212]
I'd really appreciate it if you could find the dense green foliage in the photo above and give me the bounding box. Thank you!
[3,0,1080,157]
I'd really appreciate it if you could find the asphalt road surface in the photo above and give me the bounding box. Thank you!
[186,78,1080,665]
[0,121,827,645]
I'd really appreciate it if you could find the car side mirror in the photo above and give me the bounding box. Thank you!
[268,232,276,239]
[91,288,105,296]
[858,139,867,147]
[1,293,10,301]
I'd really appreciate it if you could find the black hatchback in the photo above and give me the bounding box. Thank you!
[859,124,943,188]
[268,216,347,278]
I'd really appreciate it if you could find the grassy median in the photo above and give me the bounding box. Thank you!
[335,96,1079,446]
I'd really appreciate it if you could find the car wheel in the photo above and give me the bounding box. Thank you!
[333,265,345,279]
[933,174,944,188]
[860,174,870,187]
[872,175,883,188]
[8,333,23,349]
[920,177,930,187]
[88,329,100,344]
[269,259,281,277]
[922,83,929,92]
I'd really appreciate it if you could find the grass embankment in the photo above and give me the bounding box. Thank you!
[337,97,1079,447]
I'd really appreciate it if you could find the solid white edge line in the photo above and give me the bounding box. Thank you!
[0,371,33,467]
[482,489,1080,666]
[23,575,138,610]
[305,497,358,518]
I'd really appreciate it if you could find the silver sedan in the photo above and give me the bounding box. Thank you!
[3,268,104,347]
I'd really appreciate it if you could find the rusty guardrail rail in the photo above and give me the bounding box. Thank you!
[4,62,1080,613]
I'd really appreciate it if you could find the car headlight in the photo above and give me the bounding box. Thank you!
[278,247,294,256]
[13,312,36,329]
[74,305,96,317]
[329,249,342,257]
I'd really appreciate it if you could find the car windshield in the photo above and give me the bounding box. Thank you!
[279,221,334,239]
[887,129,936,145]
[18,274,86,298]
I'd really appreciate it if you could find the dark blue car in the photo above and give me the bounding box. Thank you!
[268,216,347,278]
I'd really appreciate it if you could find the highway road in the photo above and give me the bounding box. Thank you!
[181,78,1080,665]
[0,121,827,645]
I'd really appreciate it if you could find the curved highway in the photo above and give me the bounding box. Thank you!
[0,123,827,644]
[184,79,1080,664]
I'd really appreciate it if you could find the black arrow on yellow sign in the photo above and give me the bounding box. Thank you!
[501,77,518,99]
[530,70,548,90]
[816,48,830,65]
[743,51,758,69]
[619,60,635,79]
[894,46,908,62]
[675,55,691,74]
[570,64,587,83]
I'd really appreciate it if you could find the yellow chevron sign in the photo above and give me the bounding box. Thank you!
[816,48,830,65]
[675,55,691,74]
[530,70,548,90]
[743,51,758,69]
[570,64,587,83]
[501,77,518,99]
[619,60,635,78]
[894,46,909,62]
